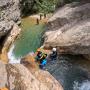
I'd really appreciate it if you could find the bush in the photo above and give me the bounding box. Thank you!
[33,0,80,14]
[21,0,81,15]
[20,0,35,16]
[33,0,59,13]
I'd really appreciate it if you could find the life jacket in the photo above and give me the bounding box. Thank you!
[40,53,47,63]
[41,59,47,65]
[50,51,57,59]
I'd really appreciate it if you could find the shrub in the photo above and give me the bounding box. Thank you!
[34,0,59,13]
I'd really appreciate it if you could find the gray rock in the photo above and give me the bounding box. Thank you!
[44,3,90,54]
[0,0,21,38]
[0,20,14,37]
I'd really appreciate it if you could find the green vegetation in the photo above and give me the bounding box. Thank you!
[64,0,80,3]
[33,0,80,13]
[20,0,35,16]
[33,0,59,13]
[21,0,80,15]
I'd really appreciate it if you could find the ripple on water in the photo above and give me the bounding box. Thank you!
[45,55,90,90]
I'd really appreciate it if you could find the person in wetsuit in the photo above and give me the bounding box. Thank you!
[36,51,42,61]
[39,53,47,69]
[50,48,57,61]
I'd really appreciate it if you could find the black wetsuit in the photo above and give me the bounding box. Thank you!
[36,51,42,61]
[50,51,57,60]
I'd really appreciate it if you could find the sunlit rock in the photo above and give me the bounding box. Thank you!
[44,3,90,54]
[0,61,63,90]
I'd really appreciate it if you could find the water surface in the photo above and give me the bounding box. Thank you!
[45,55,90,90]
[13,17,45,58]
[8,17,45,62]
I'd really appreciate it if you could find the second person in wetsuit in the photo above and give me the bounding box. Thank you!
[50,48,57,61]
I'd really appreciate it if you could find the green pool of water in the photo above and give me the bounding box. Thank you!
[13,17,45,58]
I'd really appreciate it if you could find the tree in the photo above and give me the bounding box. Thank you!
[34,0,59,13]
[20,0,35,16]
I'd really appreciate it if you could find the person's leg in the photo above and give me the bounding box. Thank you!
[39,64,43,69]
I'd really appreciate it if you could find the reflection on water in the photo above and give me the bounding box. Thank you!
[45,55,90,90]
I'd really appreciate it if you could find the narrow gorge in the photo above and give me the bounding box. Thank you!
[0,0,90,90]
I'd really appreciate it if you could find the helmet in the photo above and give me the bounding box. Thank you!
[52,48,56,51]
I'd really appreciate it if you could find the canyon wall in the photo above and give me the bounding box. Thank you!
[0,61,63,90]
[44,2,90,55]
[0,0,21,39]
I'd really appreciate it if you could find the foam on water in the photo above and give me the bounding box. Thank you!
[8,45,21,63]
[8,45,35,64]
[73,80,90,90]
[79,80,90,90]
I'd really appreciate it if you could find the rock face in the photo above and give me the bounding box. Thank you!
[0,61,63,90]
[0,0,21,38]
[0,61,7,88]
[0,24,21,63]
[44,3,90,54]
[32,70,63,90]
[21,54,63,90]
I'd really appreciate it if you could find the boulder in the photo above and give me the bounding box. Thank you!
[0,61,63,90]
[44,3,90,54]
[21,54,63,90]
[33,70,63,90]
[0,24,21,63]
[0,0,21,38]
[6,64,48,90]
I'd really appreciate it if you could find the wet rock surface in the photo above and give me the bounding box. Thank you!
[44,3,90,54]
